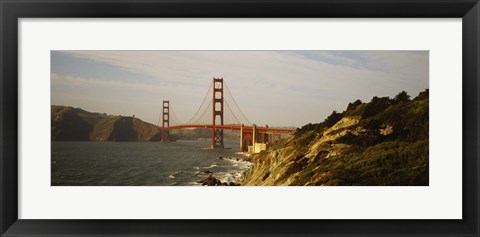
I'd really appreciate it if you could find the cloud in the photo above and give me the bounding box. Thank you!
[51,73,162,91]
[52,51,429,126]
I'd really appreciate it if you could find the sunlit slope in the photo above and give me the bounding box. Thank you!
[240,90,429,186]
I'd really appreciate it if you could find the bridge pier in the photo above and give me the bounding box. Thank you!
[240,124,253,152]
[240,124,244,151]
[252,124,256,153]
[211,77,224,148]
[161,100,170,142]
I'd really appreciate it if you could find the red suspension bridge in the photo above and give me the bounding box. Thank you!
[159,78,296,152]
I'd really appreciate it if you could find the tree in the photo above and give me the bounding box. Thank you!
[392,91,410,104]
[323,111,343,128]
[296,123,318,135]
[361,96,391,118]
[414,89,429,101]
[346,99,362,111]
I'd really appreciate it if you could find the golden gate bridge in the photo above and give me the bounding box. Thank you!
[159,78,296,152]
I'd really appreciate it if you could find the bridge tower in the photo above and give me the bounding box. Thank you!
[162,100,170,142]
[211,77,224,148]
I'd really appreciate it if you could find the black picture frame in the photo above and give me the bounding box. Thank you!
[1,0,479,236]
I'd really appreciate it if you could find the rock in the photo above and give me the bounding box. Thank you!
[380,125,394,135]
[218,156,223,160]
[204,170,212,174]
[197,175,222,186]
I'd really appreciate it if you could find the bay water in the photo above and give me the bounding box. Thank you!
[51,140,251,186]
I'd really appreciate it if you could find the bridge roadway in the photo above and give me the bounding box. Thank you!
[169,124,296,134]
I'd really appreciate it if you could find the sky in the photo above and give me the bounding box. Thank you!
[51,50,428,127]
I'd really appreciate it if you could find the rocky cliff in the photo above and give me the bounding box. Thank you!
[240,90,429,186]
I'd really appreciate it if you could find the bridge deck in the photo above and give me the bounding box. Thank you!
[168,124,296,134]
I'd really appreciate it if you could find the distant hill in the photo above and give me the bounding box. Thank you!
[51,105,162,141]
[240,89,429,186]
[51,105,217,141]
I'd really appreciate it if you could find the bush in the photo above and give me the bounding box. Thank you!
[323,111,343,128]
[365,119,382,132]
[346,99,362,111]
[361,96,392,118]
[414,89,429,101]
[296,111,343,135]
[296,132,316,148]
[296,123,318,135]
[391,91,410,105]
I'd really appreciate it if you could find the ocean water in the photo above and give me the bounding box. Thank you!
[51,140,251,186]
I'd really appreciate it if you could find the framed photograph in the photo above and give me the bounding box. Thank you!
[1,0,479,236]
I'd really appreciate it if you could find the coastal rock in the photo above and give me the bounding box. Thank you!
[198,175,222,186]
[380,125,394,135]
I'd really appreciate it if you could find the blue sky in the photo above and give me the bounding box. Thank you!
[51,50,428,127]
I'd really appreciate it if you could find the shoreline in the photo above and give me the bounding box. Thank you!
[197,153,252,186]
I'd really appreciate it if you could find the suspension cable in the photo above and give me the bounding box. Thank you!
[224,100,241,125]
[193,100,212,124]
[185,81,213,124]
[169,106,183,125]
[223,81,252,125]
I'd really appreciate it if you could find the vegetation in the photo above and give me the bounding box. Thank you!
[242,89,429,186]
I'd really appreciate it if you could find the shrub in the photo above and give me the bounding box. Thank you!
[392,91,410,105]
[361,96,392,118]
[346,99,362,111]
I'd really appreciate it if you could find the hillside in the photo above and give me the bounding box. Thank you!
[51,106,215,141]
[51,105,163,141]
[240,90,429,186]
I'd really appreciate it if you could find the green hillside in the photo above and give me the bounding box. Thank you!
[240,89,429,186]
